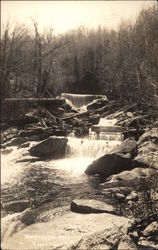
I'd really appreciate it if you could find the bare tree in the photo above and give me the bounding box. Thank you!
[32,19,70,97]
[0,21,27,99]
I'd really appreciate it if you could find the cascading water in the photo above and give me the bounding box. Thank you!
[1,115,123,248]
[61,93,107,110]
[90,117,123,141]
[50,135,121,177]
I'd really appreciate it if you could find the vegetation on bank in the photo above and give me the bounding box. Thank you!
[1,5,158,102]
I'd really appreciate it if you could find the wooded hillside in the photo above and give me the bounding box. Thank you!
[1,5,158,102]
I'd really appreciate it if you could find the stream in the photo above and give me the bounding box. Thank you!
[1,95,124,248]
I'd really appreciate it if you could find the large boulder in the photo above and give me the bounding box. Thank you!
[71,199,115,214]
[85,138,137,177]
[29,136,68,158]
[85,153,132,177]
[2,211,132,250]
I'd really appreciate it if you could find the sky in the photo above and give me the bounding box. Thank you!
[1,1,157,34]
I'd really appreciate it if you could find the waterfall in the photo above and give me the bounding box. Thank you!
[52,136,121,175]
[90,117,123,141]
[67,137,120,159]
[61,93,107,109]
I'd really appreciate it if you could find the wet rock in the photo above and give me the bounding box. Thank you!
[85,152,132,177]
[3,212,132,250]
[110,137,137,157]
[71,199,115,214]
[29,136,68,158]
[3,200,30,213]
[143,221,158,237]
[86,138,136,177]
[137,128,158,145]
[2,148,13,154]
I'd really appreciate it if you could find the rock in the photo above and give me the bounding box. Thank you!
[110,137,137,157]
[0,144,6,149]
[133,153,158,169]
[5,137,27,147]
[3,211,132,250]
[2,148,13,154]
[129,231,139,242]
[9,115,39,127]
[18,128,43,137]
[133,132,158,169]
[26,135,41,141]
[85,152,132,177]
[126,191,138,201]
[29,136,68,158]
[138,141,158,154]
[1,208,36,243]
[138,238,158,249]
[57,107,64,114]
[3,200,30,213]
[104,168,158,187]
[89,114,100,125]
[115,193,126,201]
[18,142,30,149]
[143,221,158,237]
[118,235,138,250]
[71,199,115,214]
[138,128,158,145]
[101,187,131,197]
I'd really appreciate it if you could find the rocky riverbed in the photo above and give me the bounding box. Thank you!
[1,96,158,249]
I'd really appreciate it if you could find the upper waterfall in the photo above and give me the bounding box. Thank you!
[61,93,107,109]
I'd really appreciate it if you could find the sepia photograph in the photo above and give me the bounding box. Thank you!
[1,0,158,249]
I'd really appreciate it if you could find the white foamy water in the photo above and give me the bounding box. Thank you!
[1,147,26,185]
[1,136,121,185]
[49,137,121,176]
[67,137,120,158]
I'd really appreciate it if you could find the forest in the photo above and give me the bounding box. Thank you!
[1,5,158,102]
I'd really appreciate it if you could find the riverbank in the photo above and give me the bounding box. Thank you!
[1,95,158,249]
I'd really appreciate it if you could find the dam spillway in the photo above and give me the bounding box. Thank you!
[61,93,107,109]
